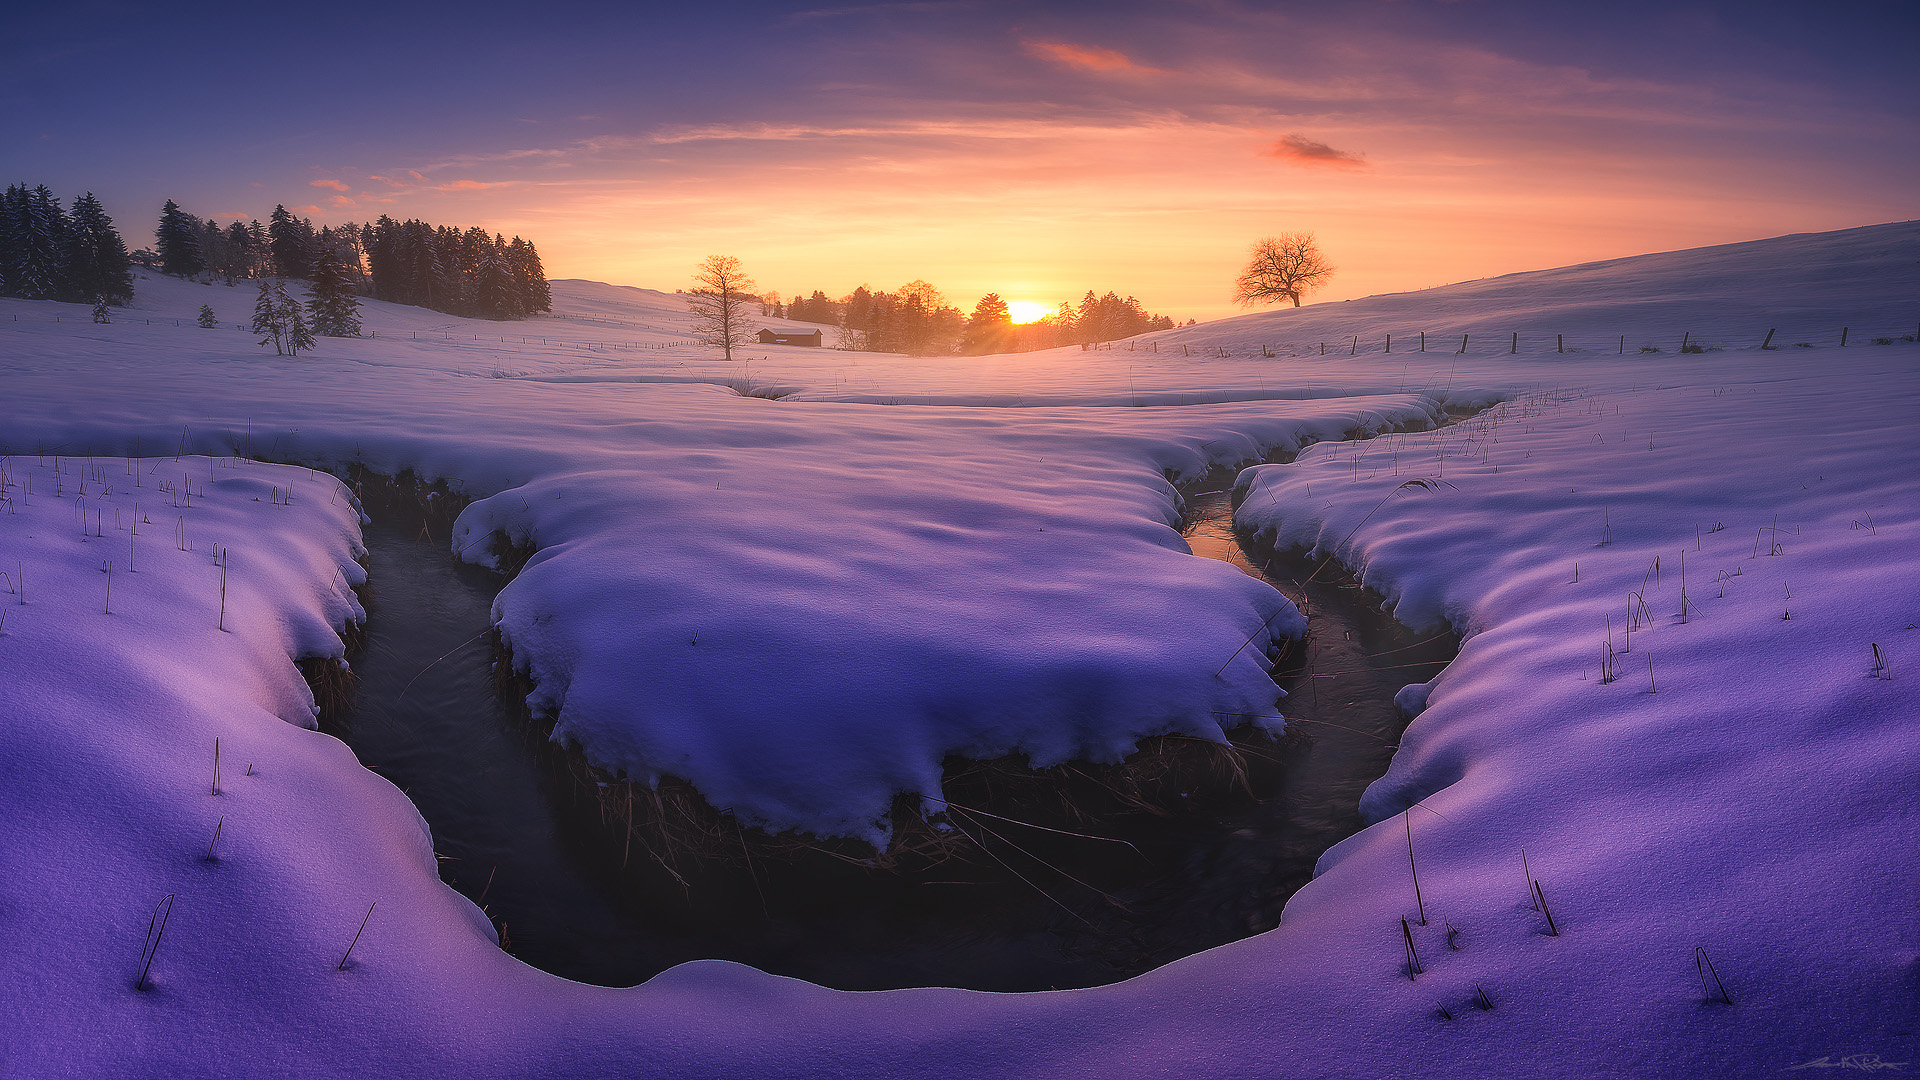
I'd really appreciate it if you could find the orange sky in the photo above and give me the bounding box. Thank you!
[17,2,1916,323]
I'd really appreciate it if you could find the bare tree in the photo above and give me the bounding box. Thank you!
[1233,233,1335,308]
[687,254,758,360]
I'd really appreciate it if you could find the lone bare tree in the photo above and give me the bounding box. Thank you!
[687,254,758,360]
[1233,233,1335,308]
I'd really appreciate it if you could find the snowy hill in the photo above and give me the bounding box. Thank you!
[0,221,1916,1077]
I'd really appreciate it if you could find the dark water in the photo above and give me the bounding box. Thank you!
[336,496,1454,991]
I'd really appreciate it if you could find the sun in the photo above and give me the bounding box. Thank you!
[1007,301,1053,324]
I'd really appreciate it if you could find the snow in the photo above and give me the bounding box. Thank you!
[0,221,1916,1076]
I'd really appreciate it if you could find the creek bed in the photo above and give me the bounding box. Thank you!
[331,491,1453,990]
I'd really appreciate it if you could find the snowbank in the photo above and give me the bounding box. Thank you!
[0,220,1915,1076]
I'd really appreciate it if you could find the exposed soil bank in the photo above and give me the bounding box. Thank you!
[322,470,1456,991]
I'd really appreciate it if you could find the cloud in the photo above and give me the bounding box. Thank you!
[366,170,429,188]
[309,178,351,191]
[327,195,357,208]
[1260,133,1368,169]
[436,179,516,192]
[1023,40,1164,76]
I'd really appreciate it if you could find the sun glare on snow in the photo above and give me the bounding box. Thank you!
[1007,301,1052,324]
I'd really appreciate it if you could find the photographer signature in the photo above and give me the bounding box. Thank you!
[1785,1056,1907,1072]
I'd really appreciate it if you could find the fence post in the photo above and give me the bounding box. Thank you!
[1761,328,1775,349]
[1619,335,1624,354]
[1320,342,1326,356]
[1840,327,1849,347]
[1419,331,1426,352]
[1350,336,1357,355]
[1681,331,1689,350]
[1385,334,1391,353]
[1557,334,1563,354]
[1458,333,1468,353]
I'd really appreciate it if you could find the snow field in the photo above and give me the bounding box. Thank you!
[0,220,1914,1076]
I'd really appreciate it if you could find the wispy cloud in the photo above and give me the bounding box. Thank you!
[436,179,517,192]
[309,178,351,191]
[1022,39,1164,76]
[1261,134,1367,169]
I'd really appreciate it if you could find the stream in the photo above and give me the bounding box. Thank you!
[330,488,1454,991]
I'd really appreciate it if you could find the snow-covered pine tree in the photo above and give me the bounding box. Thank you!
[6,185,73,301]
[156,199,204,278]
[251,280,287,354]
[285,294,316,356]
[509,237,551,314]
[474,235,524,320]
[198,304,218,328]
[307,250,362,336]
[267,205,315,279]
[64,193,134,306]
[0,184,26,297]
[91,297,111,323]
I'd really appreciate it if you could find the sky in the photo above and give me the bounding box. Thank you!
[5,0,1916,321]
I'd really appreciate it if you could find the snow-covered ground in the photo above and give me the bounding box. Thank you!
[0,222,1915,1076]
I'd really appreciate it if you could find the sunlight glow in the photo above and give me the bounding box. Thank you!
[1007,301,1053,324]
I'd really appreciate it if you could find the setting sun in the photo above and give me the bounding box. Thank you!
[1007,301,1053,324]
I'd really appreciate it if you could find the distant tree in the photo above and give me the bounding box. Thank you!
[197,304,218,328]
[286,298,316,356]
[64,193,134,306]
[156,199,204,277]
[252,280,286,353]
[267,205,314,278]
[0,184,74,300]
[307,250,362,336]
[473,234,523,320]
[223,219,256,279]
[1234,233,1334,308]
[508,237,551,314]
[963,293,1013,355]
[686,254,757,360]
[91,296,111,323]
[251,279,311,354]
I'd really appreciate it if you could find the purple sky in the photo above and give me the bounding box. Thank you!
[6,0,1915,318]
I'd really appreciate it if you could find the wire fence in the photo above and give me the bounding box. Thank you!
[7,308,1917,361]
[1092,322,1920,359]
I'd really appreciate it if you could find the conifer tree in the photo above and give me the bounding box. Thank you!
[92,297,111,323]
[963,293,1013,355]
[156,199,204,277]
[307,250,362,336]
[252,280,288,354]
[474,235,524,320]
[267,206,313,278]
[509,237,551,313]
[4,185,73,300]
[64,193,134,306]
[198,304,219,328]
[286,298,316,356]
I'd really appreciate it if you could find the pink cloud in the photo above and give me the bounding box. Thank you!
[1023,40,1164,76]
[367,170,429,188]
[309,178,351,191]
[436,179,514,192]
[327,195,357,209]
[1260,134,1368,169]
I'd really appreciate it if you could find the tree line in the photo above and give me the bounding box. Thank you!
[0,184,135,305]
[769,284,1181,355]
[153,199,551,322]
